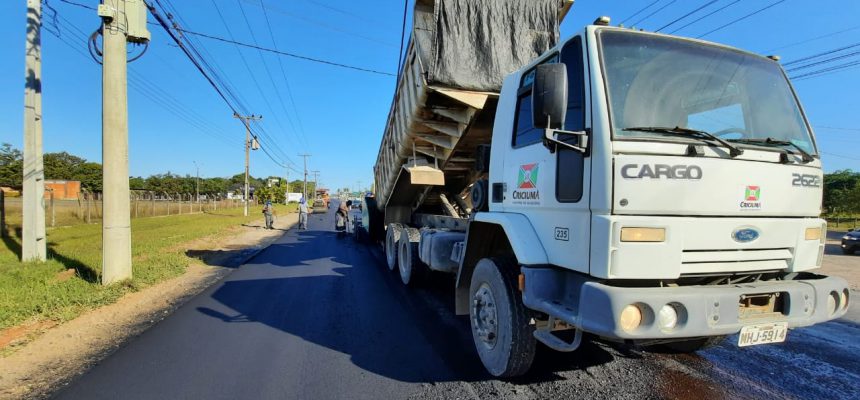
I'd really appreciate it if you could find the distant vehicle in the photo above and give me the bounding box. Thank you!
[842,230,860,254]
[286,192,303,203]
[312,199,326,213]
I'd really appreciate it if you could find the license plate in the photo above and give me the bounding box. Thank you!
[738,322,788,347]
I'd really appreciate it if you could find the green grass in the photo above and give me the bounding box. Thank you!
[0,204,296,331]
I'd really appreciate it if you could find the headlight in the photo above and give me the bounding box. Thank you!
[620,304,643,332]
[657,304,680,331]
[805,227,822,241]
[621,227,666,242]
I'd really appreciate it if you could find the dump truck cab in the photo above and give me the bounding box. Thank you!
[461,23,849,361]
[368,4,850,379]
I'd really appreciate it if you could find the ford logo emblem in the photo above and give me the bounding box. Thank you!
[732,228,760,243]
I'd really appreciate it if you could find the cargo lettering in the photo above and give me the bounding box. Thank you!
[621,164,703,180]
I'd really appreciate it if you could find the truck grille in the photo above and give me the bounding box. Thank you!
[681,248,792,274]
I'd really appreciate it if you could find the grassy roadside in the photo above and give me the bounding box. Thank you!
[0,204,295,331]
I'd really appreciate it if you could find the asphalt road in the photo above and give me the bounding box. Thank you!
[55,203,860,400]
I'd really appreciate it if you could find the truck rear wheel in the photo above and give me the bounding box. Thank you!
[469,257,535,378]
[398,228,427,286]
[385,223,403,271]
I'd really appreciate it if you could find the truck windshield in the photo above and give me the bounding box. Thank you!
[598,30,816,154]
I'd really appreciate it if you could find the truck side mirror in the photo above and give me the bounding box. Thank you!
[532,63,568,129]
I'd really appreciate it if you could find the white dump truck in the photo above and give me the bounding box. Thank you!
[363,0,850,377]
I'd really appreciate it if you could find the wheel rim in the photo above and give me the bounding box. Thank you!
[472,283,498,350]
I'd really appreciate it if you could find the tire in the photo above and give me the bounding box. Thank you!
[385,224,403,271]
[469,257,536,378]
[398,228,427,286]
[842,247,855,255]
[657,336,726,353]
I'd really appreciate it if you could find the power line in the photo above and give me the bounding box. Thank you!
[696,0,786,39]
[668,0,740,35]
[177,28,395,76]
[763,25,860,53]
[231,0,299,160]
[630,0,676,27]
[49,11,241,147]
[620,0,661,25]
[816,126,860,132]
[784,41,860,66]
[786,50,860,72]
[395,0,408,90]
[656,0,718,32]
[241,0,395,48]
[57,0,94,10]
[792,59,860,80]
[258,0,311,152]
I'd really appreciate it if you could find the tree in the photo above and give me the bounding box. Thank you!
[0,143,23,188]
[823,170,860,215]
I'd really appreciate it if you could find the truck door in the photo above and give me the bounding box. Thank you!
[502,36,591,273]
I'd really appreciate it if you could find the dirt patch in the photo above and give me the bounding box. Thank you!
[0,213,297,400]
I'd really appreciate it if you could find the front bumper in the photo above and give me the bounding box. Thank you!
[522,267,850,340]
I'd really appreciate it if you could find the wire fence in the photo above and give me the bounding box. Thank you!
[825,216,860,230]
[1,190,248,232]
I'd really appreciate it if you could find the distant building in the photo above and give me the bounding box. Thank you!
[44,180,81,200]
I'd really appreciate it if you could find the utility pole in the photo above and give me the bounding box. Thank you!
[99,0,150,284]
[312,170,320,198]
[234,113,262,216]
[23,0,46,262]
[193,160,199,203]
[298,154,311,201]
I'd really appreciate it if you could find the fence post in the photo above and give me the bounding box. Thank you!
[86,192,92,223]
[134,192,139,218]
[49,189,55,227]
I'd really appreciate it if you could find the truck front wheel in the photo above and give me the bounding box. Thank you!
[385,223,403,271]
[469,257,536,378]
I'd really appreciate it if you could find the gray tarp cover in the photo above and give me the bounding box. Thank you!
[422,0,561,92]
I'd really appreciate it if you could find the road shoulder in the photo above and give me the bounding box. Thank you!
[0,214,297,400]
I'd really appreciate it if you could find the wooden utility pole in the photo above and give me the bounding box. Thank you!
[23,0,46,261]
[298,154,311,201]
[234,113,262,216]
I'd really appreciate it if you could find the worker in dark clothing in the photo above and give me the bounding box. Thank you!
[263,200,274,229]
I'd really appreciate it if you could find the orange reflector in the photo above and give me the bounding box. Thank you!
[518,273,525,292]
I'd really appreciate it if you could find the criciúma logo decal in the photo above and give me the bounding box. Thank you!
[740,185,762,210]
[513,163,541,205]
[517,163,539,189]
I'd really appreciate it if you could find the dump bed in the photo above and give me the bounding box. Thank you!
[373,0,572,214]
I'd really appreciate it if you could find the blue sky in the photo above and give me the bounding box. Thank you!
[1,0,858,192]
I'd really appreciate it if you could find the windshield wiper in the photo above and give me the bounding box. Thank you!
[622,126,744,157]
[726,137,814,163]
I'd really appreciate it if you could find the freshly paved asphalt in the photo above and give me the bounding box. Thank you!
[54,202,860,399]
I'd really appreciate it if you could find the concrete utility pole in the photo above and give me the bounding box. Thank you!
[193,160,199,202]
[312,170,320,196]
[23,0,46,262]
[234,113,262,216]
[298,154,311,201]
[100,0,133,283]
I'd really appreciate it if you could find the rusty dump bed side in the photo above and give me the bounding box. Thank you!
[373,0,573,213]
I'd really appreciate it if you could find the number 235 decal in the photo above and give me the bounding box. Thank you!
[792,173,821,188]
[554,227,569,241]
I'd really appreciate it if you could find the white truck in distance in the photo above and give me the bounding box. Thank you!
[364,1,850,378]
